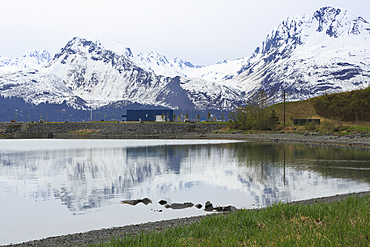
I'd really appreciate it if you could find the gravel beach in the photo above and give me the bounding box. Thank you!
[198,132,370,148]
[2,132,370,247]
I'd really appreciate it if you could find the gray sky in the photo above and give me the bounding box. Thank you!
[1,0,369,66]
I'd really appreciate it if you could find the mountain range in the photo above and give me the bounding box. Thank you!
[0,6,369,122]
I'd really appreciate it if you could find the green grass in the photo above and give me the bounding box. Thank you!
[95,195,370,246]
[270,98,319,122]
[347,125,370,133]
[216,127,271,134]
[214,127,239,134]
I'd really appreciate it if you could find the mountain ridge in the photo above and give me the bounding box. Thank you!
[225,6,370,100]
[0,6,369,122]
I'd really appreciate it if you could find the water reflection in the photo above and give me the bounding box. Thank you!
[0,139,370,244]
[1,141,370,212]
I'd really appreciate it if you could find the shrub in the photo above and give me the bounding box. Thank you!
[228,107,279,131]
[304,121,318,131]
[319,119,344,132]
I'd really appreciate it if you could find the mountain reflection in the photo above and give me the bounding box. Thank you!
[1,141,369,213]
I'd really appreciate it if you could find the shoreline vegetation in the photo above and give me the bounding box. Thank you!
[5,191,370,246]
[1,121,370,148]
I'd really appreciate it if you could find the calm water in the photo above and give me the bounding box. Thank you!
[1,139,370,245]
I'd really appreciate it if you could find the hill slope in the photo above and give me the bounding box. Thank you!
[270,86,370,124]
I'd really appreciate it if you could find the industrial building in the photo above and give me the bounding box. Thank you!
[122,109,174,122]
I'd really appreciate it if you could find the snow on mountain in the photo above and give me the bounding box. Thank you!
[137,6,370,102]
[183,58,248,82]
[0,49,52,71]
[135,51,206,78]
[134,49,248,83]
[226,6,370,101]
[93,32,133,58]
[0,36,245,110]
[135,50,185,77]
[1,6,370,111]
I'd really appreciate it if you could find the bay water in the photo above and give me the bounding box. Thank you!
[0,139,369,245]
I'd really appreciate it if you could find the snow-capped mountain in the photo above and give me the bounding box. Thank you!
[225,6,370,100]
[133,6,370,101]
[0,6,370,114]
[0,35,245,110]
[0,49,51,70]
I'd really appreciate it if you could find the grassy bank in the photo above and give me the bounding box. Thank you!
[224,95,370,135]
[271,100,370,132]
[96,195,370,246]
[228,87,370,133]
[271,98,319,122]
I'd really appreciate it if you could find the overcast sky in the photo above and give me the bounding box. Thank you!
[1,0,369,66]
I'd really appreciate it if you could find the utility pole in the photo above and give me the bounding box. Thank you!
[90,107,93,122]
[283,90,286,127]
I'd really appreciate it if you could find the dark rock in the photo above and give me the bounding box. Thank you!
[121,198,152,206]
[164,202,194,209]
[204,201,213,211]
[121,199,141,205]
[142,198,152,205]
[195,204,202,209]
[158,200,167,205]
[203,201,237,212]
[214,205,237,212]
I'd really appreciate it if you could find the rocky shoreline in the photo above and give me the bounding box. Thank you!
[202,132,370,148]
[0,122,226,139]
[1,122,370,148]
[4,190,370,247]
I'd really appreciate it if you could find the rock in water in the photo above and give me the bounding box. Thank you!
[121,198,152,206]
[204,201,213,211]
[121,199,140,205]
[142,198,152,205]
[164,202,194,209]
[158,200,167,205]
[214,205,237,212]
